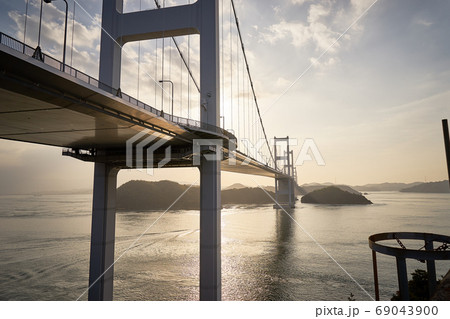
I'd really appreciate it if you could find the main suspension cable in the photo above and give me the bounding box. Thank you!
[230,0,274,164]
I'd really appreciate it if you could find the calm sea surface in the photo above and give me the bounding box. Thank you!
[0,191,449,301]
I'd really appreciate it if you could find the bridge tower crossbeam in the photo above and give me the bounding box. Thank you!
[274,137,296,209]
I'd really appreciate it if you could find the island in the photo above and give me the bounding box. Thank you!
[300,186,372,205]
[116,180,276,211]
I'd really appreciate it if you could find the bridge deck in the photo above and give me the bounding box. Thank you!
[0,33,283,178]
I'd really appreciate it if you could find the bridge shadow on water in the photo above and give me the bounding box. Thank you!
[225,209,300,301]
[264,209,298,300]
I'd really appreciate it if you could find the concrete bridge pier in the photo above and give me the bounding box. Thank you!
[275,177,296,209]
[198,0,221,301]
[199,159,221,300]
[88,161,120,301]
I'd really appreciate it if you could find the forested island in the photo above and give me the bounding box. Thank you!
[116,180,275,211]
[301,186,372,205]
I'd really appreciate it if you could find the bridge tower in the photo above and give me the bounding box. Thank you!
[89,0,221,301]
[274,137,296,209]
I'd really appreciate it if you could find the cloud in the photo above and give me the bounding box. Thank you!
[309,55,339,72]
[274,76,292,89]
[350,0,377,16]
[308,2,331,23]
[290,0,310,5]
[259,1,339,54]
[260,19,307,46]
[259,0,374,63]
[414,18,433,27]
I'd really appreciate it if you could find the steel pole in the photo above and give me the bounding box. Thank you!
[425,240,437,298]
[62,0,68,71]
[159,80,174,117]
[23,0,30,51]
[442,119,450,188]
[38,0,44,47]
[42,0,68,69]
[371,250,380,301]
[396,257,409,301]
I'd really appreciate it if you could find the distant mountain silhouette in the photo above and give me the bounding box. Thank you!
[295,184,307,195]
[224,183,248,190]
[263,184,306,195]
[301,186,372,205]
[117,180,276,211]
[354,182,422,192]
[225,183,305,195]
[400,180,450,193]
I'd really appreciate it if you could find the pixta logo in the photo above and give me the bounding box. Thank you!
[295,138,325,166]
[126,129,171,176]
[238,138,325,166]
[193,139,224,165]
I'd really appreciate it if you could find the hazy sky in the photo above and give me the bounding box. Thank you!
[0,0,449,194]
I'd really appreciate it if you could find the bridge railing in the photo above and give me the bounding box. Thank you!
[0,32,235,141]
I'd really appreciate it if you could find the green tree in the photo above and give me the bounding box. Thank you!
[391,269,440,301]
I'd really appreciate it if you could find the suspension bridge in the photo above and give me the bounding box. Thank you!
[0,0,299,301]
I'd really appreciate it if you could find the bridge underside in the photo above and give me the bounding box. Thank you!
[0,44,281,179]
[62,147,280,178]
[0,45,196,149]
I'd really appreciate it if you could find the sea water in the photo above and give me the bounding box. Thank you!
[0,192,449,301]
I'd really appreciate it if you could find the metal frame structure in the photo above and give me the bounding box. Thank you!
[369,232,450,301]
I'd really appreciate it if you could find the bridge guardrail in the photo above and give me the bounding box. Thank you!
[0,32,236,142]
